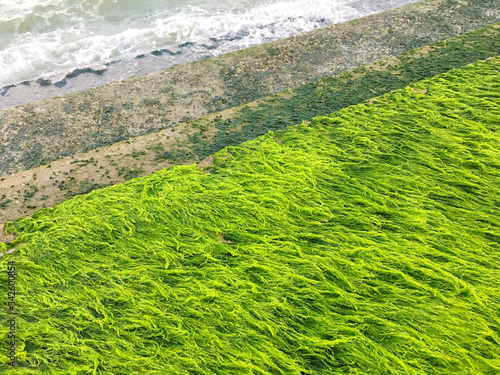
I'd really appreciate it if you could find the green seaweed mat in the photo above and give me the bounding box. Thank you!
[1,57,499,374]
[185,23,500,163]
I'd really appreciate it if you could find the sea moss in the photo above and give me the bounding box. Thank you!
[190,23,500,160]
[0,58,499,374]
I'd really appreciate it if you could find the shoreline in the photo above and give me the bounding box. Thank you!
[0,0,420,110]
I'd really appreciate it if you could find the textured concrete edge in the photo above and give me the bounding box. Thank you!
[1,0,499,177]
[1,24,499,223]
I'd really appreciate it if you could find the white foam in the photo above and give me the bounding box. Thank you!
[0,0,420,88]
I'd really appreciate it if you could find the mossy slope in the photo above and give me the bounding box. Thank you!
[1,58,499,374]
[189,23,500,161]
[2,23,499,223]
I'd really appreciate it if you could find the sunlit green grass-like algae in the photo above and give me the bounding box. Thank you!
[1,58,499,374]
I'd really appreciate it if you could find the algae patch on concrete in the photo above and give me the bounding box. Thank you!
[0,57,499,374]
[1,23,499,224]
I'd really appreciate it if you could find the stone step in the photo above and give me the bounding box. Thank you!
[1,23,499,223]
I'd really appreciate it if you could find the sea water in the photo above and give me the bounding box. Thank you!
[0,0,420,101]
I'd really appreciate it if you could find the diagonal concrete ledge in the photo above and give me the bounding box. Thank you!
[1,0,499,178]
[1,23,499,223]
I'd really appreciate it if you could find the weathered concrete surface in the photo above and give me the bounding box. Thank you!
[1,0,499,177]
[1,23,499,223]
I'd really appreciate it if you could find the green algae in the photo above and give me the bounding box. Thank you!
[186,23,500,161]
[0,58,499,374]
